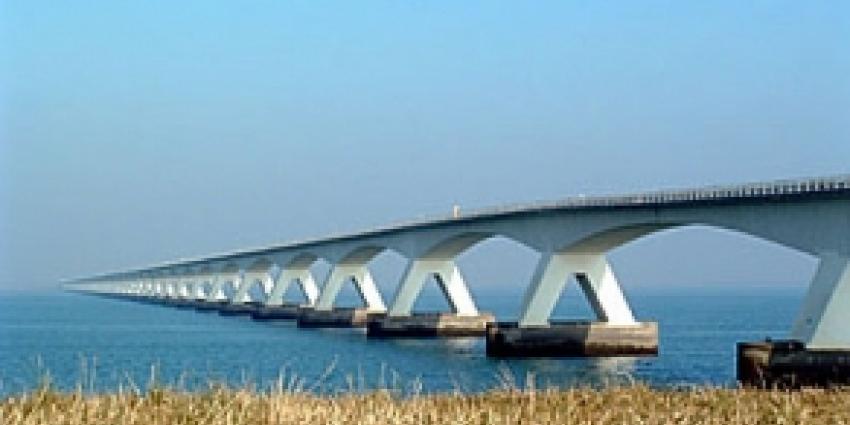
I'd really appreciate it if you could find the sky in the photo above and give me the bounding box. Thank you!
[1,1,848,295]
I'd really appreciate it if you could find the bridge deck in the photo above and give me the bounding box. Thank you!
[68,174,850,281]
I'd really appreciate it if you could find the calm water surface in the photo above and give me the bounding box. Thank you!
[0,287,802,395]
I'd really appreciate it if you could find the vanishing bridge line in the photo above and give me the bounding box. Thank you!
[64,175,850,385]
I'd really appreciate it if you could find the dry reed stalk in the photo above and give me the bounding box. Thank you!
[2,385,849,425]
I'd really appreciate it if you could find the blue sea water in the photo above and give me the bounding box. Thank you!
[0,286,803,395]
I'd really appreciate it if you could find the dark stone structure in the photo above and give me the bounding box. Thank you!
[367,312,495,337]
[737,340,850,388]
[486,321,658,357]
[297,307,384,328]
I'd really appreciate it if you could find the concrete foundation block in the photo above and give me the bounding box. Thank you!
[486,321,658,357]
[738,340,850,388]
[250,304,304,321]
[217,302,263,316]
[162,298,197,308]
[193,300,230,312]
[367,312,495,337]
[297,307,385,328]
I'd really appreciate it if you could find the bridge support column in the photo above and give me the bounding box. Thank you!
[487,251,657,357]
[266,268,320,306]
[368,259,494,337]
[177,280,207,308]
[165,281,196,308]
[152,281,166,299]
[158,281,169,299]
[219,272,267,316]
[252,268,319,321]
[177,281,191,298]
[192,280,207,300]
[739,254,850,387]
[297,263,386,328]
[196,275,229,311]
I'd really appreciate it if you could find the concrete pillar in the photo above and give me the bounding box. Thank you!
[388,259,479,317]
[177,280,192,298]
[230,271,274,304]
[205,275,228,302]
[315,263,386,312]
[790,254,850,349]
[167,280,179,298]
[191,279,207,299]
[266,267,319,306]
[155,280,167,297]
[518,252,636,327]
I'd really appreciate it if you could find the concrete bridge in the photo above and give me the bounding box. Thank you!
[64,175,850,383]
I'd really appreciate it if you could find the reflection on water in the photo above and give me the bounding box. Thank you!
[385,336,479,353]
[0,289,802,395]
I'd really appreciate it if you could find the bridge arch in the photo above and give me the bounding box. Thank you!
[517,219,837,338]
[386,231,536,317]
[313,245,401,312]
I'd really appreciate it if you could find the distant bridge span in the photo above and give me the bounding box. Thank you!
[65,175,850,351]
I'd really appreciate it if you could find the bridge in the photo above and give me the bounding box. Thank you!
[64,175,850,384]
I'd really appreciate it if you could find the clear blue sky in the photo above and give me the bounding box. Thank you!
[1,1,848,293]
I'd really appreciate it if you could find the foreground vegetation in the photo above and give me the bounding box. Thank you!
[3,384,850,425]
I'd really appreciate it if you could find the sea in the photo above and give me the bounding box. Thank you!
[0,286,803,396]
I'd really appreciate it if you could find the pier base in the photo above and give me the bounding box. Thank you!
[193,300,229,312]
[162,298,197,309]
[251,304,303,321]
[217,302,263,316]
[367,312,495,337]
[737,340,850,388]
[297,307,385,328]
[486,321,658,357]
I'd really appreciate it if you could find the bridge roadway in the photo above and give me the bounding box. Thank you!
[64,175,850,384]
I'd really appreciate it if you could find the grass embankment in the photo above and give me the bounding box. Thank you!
[3,385,850,425]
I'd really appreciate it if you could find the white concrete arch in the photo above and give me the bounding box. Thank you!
[264,253,321,306]
[387,232,530,318]
[230,257,276,304]
[204,262,242,302]
[190,266,215,300]
[519,217,850,349]
[314,246,390,312]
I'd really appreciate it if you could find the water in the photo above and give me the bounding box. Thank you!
[0,287,803,395]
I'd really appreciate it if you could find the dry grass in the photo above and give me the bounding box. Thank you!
[2,384,850,425]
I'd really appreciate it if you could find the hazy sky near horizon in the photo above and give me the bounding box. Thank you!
[1,1,848,295]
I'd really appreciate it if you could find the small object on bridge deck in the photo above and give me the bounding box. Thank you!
[737,340,850,388]
[485,321,658,357]
[297,307,386,328]
[367,312,495,337]
[251,303,304,321]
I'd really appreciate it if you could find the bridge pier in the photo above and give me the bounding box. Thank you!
[217,271,267,316]
[369,258,494,337]
[252,265,319,321]
[738,254,850,387]
[218,301,264,316]
[296,261,387,328]
[193,274,231,311]
[265,266,320,307]
[251,303,304,321]
[298,307,384,328]
[486,252,658,357]
[369,312,495,337]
